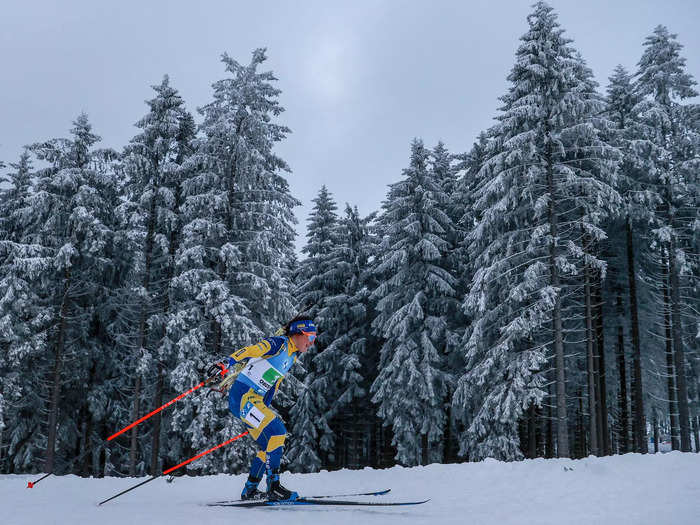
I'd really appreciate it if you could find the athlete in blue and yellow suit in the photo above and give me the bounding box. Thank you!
[226,317,316,501]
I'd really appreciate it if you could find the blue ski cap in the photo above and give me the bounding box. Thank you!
[288,319,317,335]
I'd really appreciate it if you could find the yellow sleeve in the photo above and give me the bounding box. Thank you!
[229,340,272,361]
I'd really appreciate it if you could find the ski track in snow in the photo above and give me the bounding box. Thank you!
[3,452,699,525]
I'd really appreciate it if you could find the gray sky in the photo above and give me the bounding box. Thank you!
[2,1,699,251]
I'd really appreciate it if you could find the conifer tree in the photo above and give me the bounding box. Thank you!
[454,2,619,460]
[27,114,118,473]
[198,48,298,337]
[287,185,340,472]
[320,205,378,468]
[114,76,195,475]
[0,152,51,473]
[371,138,458,466]
[632,26,699,452]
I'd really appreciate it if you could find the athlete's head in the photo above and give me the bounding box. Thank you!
[284,315,316,353]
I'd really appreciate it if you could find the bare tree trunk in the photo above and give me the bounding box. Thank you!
[577,390,587,458]
[443,401,454,464]
[626,217,646,453]
[653,416,659,453]
[545,382,554,459]
[150,364,165,475]
[45,269,71,473]
[594,278,610,455]
[662,253,679,450]
[668,238,691,452]
[546,130,569,458]
[585,265,599,456]
[528,404,537,459]
[421,433,428,466]
[128,376,142,477]
[616,295,630,454]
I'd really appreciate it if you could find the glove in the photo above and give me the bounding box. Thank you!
[206,360,228,378]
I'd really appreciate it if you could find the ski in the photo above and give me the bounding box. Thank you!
[209,488,391,505]
[207,496,429,508]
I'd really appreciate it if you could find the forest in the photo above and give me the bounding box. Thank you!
[0,2,698,478]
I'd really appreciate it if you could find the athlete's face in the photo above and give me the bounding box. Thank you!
[292,332,316,353]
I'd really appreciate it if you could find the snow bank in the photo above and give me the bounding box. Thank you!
[3,452,699,525]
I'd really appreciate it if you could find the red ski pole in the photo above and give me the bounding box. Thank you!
[27,366,229,489]
[98,431,249,505]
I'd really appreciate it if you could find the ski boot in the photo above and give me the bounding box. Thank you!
[266,470,298,501]
[241,475,265,501]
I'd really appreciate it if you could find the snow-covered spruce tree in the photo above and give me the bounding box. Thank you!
[287,185,340,472]
[632,26,699,452]
[452,2,620,461]
[293,202,379,470]
[320,205,379,468]
[198,48,298,337]
[112,76,196,475]
[0,152,51,473]
[25,114,119,474]
[370,138,458,466]
[449,131,495,460]
[428,141,466,462]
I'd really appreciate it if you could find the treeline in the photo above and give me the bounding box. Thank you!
[0,2,698,478]
[288,2,699,469]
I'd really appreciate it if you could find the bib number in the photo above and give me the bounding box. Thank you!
[241,402,266,429]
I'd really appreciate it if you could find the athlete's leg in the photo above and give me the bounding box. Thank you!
[230,385,267,500]
[237,390,295,500]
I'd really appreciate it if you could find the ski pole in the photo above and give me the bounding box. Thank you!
[98,430,249,505]
[27,367,229,489]
[107,369,226,441]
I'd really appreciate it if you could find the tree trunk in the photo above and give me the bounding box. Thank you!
[626,217,646,453]
[150,363,165,475]
[443,401,454,464]
[585,265,599,456]
[129,376,142,476]
[45,269,71,473]
[577,391,586,458]
[668,238,691,452]
[528,404,537,459]
[662,253,679,450]
[653,416,659,453]
[616,295,630,454]
[594,278,610,455]
[546,129,569,458]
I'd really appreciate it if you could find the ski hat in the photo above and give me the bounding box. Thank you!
[288,319,317,335]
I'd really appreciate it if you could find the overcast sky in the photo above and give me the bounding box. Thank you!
[2,0,699,251]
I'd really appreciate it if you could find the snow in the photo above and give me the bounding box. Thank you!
[3,452,699,525]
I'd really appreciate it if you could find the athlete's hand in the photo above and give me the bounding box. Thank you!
[206,360,228,377]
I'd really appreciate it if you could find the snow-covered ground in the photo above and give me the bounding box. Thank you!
[3,452,699,525]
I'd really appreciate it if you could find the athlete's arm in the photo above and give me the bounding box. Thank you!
[228,341,271,362]
[228,337,284,363]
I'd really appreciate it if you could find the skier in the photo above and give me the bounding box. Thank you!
[223,315,317,501]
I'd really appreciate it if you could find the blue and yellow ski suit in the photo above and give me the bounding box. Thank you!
[227,336,299,478]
